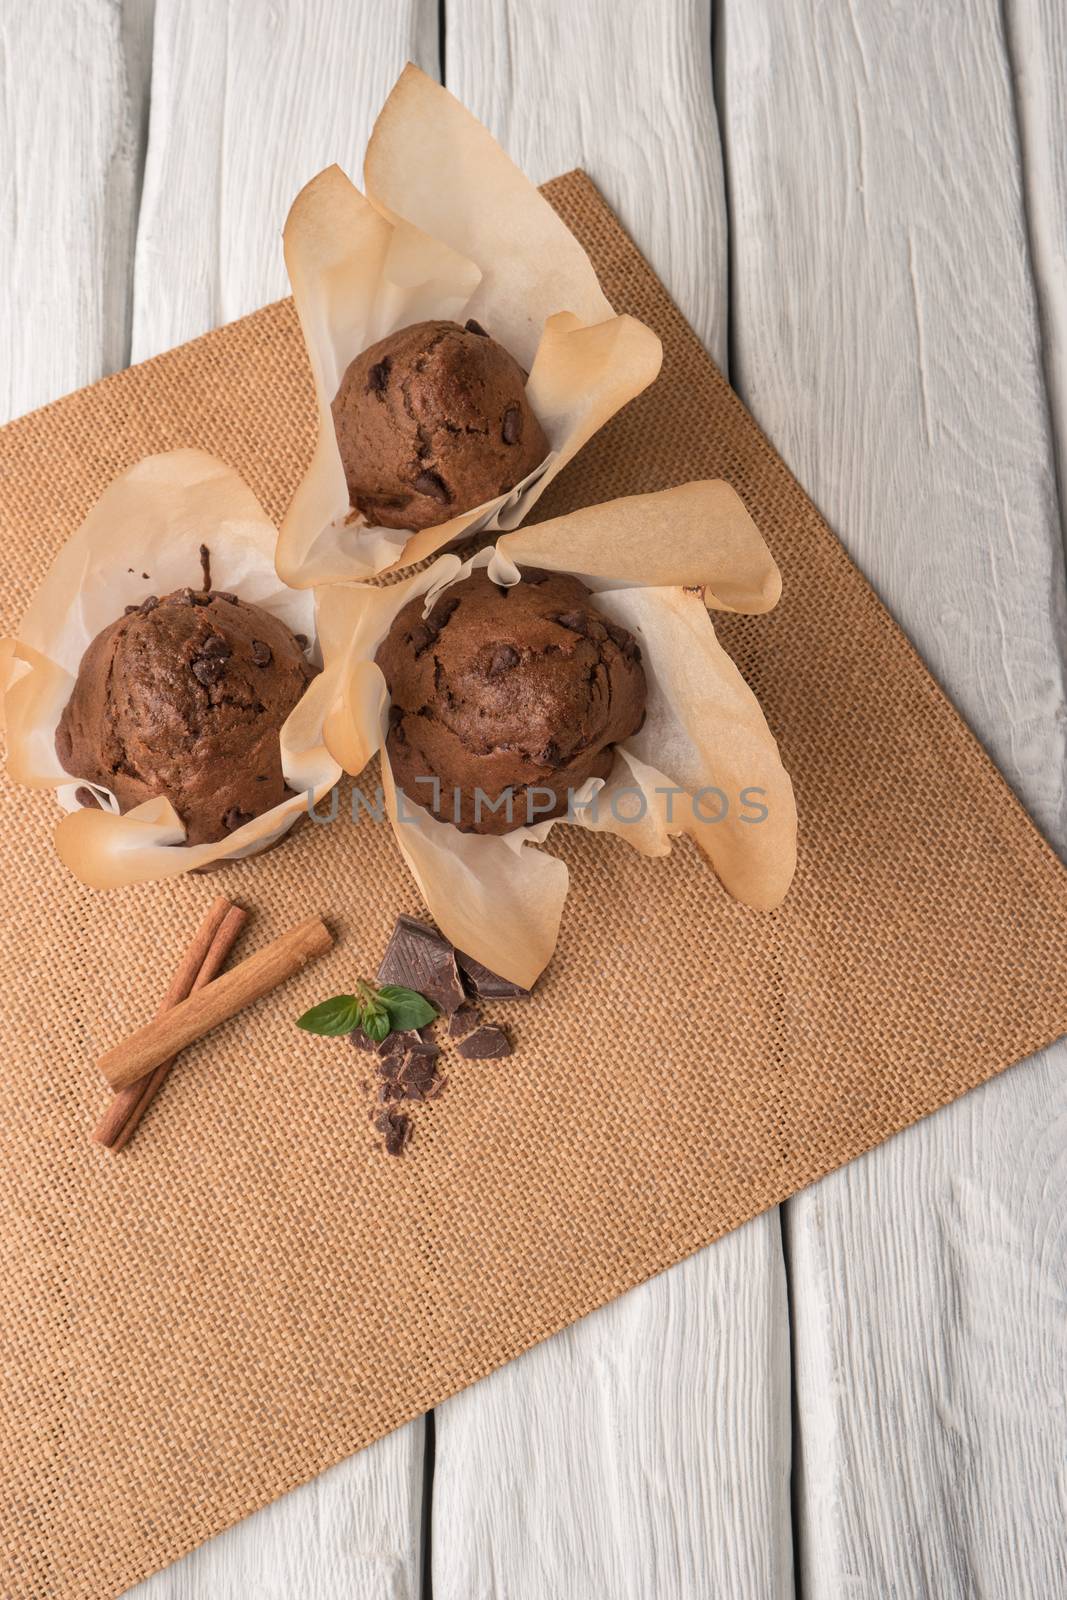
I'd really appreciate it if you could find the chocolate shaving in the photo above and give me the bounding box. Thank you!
[456,1025,512,1060]
[456,949,531,1000]
[199,543,212,592]
[376,915,466,1014]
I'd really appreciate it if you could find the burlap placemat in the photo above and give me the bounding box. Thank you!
[2,173,1066,1600]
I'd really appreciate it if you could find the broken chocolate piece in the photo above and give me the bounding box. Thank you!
[376,914,466,1014]
[456,1024,512,1060]
[397,1053,445,1102]
[374,1107,412,1156]
[448,1004,479,1039]
[455,949,531,1001]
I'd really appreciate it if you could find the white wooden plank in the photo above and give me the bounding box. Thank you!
[125,3,438,1596]
[722,1,1067,1593]
[131,0,439,357]
[435,6,794,1596]
[1006,0,1067,548]
[0,0,149,422]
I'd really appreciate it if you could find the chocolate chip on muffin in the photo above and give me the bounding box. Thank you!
[332,319,549,532]
[375,569,646,834]
[55,590,316,846]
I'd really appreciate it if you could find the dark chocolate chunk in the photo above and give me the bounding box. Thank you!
[223,807,252,832]
[140,595,160,613]
[74,786,100,809]
[374,1107,412,1156]
[368,356,392,394]
[376,913,466,1013]
[464,318,489,337]
[412,469,452,506]
[214,591,239,605]
[199,543,212,592]
[456,1024,512,1060]
[251,639,273,667]
[200,632,231,660]
[456,949,531,1000]
[123,604,139,616]
[397,1053,445,1102]
[502,403,522,445]
[191,655,226,686]
[447,1004,479,1039]
[294,633,309,650]
[427,595,460,631]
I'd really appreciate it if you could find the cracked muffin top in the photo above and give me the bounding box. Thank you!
[375,568,646,835]
[331,319,549,532]
[55,587,316,846]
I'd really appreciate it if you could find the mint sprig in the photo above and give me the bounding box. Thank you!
[297,979,437,1040]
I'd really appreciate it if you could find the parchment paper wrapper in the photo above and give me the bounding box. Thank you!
[320,482,796,986]
[1,450,341,888]
[277,65,663,587]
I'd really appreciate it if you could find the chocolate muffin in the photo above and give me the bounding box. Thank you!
[55,588,316,846]
[376,569,646,835]
[332,319,549,532]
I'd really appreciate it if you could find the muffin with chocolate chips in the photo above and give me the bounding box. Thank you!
[332,319,549,531]
[375,569,645,834]
[55,587,315,846]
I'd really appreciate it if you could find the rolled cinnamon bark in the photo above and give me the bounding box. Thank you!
[94,902,248,1149]
[96,916,333,1089]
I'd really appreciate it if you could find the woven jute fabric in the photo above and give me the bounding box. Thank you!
[2,173,1066,1600]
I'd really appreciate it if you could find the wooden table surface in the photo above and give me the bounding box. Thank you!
[4,2,1066,1595]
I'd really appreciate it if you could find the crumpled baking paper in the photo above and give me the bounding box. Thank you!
[317,481,796,986]
[277,63,663,588]
[1,450,341,888]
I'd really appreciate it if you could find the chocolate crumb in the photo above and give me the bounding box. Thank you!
[374,1108,412,1156]
[457,1024,512,1060]
[74,786,100,809]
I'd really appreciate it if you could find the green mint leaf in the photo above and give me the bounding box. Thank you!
[296,994,364,1036]
[362,1007,391,1042]
[379,986,438,1031]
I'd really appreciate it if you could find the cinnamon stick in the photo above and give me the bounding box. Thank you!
[96,916,333,1089]
[94,903,247,1149]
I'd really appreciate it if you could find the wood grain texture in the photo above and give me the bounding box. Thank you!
[436,5,794,1596]
[131,0,439,357]
[125,3,437,1595]
[1005,0,1067,554]
[721,1,1067,1593]
[0,0,151,421]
